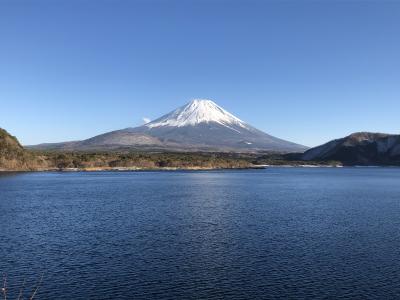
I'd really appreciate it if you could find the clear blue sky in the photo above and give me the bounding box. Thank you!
[1,0,399,147]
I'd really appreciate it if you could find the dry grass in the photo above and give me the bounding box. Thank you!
[2,274,43,300]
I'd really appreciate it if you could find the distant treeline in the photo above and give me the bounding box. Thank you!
[36,151,254,170]
[1,127,339,171]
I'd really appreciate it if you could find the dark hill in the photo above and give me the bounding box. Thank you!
[302,132,400,165]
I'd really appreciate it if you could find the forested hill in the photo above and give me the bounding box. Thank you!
[302,132,400,165]
[0,128,36,170]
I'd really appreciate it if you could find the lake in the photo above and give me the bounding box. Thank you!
[1,168,400,299]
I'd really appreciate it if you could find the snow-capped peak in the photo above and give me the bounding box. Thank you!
[146,99,249,130]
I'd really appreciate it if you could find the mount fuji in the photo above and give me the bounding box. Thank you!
[31,99,307,152]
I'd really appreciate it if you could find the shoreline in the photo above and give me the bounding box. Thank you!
[3,164,400,173]
[0,165,268,172]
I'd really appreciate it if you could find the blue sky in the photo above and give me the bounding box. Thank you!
[1,0,399,147]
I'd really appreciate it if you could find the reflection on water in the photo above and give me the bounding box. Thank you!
[0,171,26,178]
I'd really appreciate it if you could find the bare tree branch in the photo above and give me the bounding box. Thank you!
[1,274,7,300]
[17,279,26,300]
[29,273,44,300]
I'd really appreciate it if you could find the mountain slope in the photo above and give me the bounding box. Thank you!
[30,99,307,153]
[129,99,306,152]
[302,132,400,165]
[0,128,48,170]
[0,128,24,156]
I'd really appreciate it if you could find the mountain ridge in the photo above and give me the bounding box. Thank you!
[302,132,400,165]
[30,99,307,153]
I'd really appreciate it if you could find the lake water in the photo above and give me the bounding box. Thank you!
[1,168,400,299]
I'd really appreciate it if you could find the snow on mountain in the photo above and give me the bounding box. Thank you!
[146,99,249,131]
[29,98,308,153]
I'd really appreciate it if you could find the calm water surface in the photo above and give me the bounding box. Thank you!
[1,168,400,299]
